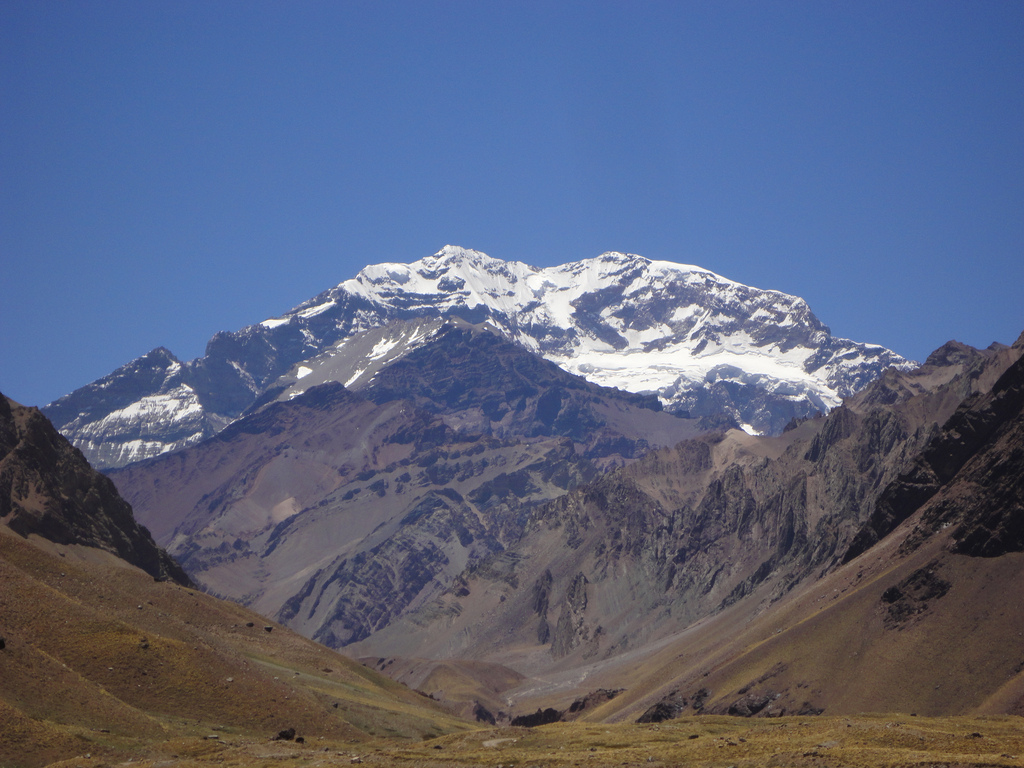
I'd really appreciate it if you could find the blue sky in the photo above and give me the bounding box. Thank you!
[2,1,1022,407]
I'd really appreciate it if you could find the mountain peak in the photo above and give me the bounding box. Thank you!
[433,243,488,262]
[417,245,521,278]
[595,250,647,264]
[46,246,914,467]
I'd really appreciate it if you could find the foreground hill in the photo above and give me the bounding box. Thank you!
[0,393,468,768]
[355,333,1024,720]
[44,246,910,468]
[1,395,189,585]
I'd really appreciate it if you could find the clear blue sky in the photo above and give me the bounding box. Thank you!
[2,1,1022,407]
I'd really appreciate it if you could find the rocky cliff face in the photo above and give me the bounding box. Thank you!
[592,332,1024,723]
[0,393,191,585]
[859,335,1024,560]
[110,324,704,647]
[352,334,1022,679]
[45,246,911,468]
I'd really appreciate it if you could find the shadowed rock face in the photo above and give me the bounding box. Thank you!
[846,343,1024,562]
[637,689,709,723]
[360,324,670,452]
[910,354,1024,558]
[879,561,953,629]
[0,394,191,586]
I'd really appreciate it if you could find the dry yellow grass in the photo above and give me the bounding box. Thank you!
[0,527,470,768]
[31,714,1024,767]
[4,524,1024,768]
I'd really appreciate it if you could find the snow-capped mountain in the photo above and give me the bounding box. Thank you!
[316,246,908,422]
[45,246,912,468]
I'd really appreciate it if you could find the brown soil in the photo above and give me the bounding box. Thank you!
[0,527,469,768]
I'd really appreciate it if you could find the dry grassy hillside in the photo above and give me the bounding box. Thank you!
[0,526,469,768]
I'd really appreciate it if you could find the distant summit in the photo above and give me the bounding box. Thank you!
[45,246,911,468]
[330,246,910,423]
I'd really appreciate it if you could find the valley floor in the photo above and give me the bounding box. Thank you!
[36,714,1024,768]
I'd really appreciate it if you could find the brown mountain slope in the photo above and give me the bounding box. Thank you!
[5,529,1022,768]
[110,382,602,647]
[583,349,1024,722]
[110,327,707,649]
[0,395,189,585]
[0,394,469,768]
[562,519,1024,723]
[352,334,1024,719]
[0,527,469,768]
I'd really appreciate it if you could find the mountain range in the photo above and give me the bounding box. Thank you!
[14,243,1024,737]
[44,246,911,469]
[350,332,1024,720]
[103,289,1024,722]
[107,320,707,652]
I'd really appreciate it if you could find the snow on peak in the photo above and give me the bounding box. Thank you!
[431,244,493,265]
[49,245,915,468]
[248,251,912,426]
[299,247,908,434]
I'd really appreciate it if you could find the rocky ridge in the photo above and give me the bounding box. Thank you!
[350,332,1023,717]
[0,393,190,585]
[602,338,1024,722]
[45,246,911,468]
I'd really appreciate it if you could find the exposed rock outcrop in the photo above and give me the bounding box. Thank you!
[848,341,1024,561]
[510,707,562,727]
[0,394,191,586]
[359,334,1022,683]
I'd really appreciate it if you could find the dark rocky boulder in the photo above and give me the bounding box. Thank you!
[511,707,561,727]
[637,690,702,723]
[472,702,496,724]
[565,688,622,718]
[726,691,781,717]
